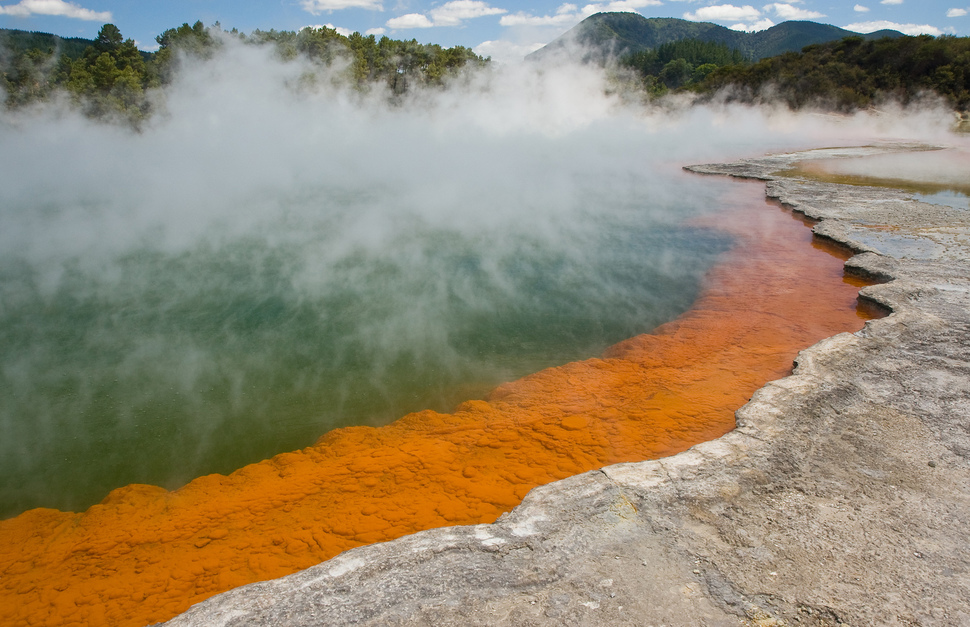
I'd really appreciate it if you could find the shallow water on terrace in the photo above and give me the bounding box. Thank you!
[914,190,970,211]
[0,168,732,518]
[789,146,970,198]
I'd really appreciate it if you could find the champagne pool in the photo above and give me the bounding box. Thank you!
[0,168,733,518]
[0,175,881,627]
[0,58,901,623]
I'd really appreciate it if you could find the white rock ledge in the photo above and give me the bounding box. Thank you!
[162,145,970,627]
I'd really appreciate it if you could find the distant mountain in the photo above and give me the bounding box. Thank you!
[527,14,903,63]
[0,28,95,60]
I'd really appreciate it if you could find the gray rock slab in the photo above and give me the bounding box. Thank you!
[163,144,970,627]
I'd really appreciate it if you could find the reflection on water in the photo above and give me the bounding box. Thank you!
[0,177,731,518]
[914,190,970,211]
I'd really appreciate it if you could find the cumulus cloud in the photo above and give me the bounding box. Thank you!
[365,26,386,35]
[326,23,354,36]
[844,19,943,35]
[500,3,583,27]
[386,12,434,28]
[764,2,825,19]
[947,8,968,17]
[880,0,903,4]
[303,23,354,36]
[499,4,583,26]
[684,4,761,22]
[385,0,505,30]
[854,4,870,11]
[0,0,110,20]
[301,0,383,13]
[500,0,660,27]
[592,0,663,11]
[730,18,775,31]
[429,0,506,26]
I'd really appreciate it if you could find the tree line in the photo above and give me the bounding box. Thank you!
[0,21,488,124]
[699,34,970,112]
[5,23,969,121]
[620,33,970,112]
[246,26,485,91]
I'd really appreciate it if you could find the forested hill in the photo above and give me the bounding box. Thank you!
[528,13,902,63]
[700,34,970,112]
[0,28,97,60]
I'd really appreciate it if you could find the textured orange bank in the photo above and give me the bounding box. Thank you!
[0,181,878,627]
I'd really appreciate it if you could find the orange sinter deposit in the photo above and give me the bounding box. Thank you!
[0,180,881,627]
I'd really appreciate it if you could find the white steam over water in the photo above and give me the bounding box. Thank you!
[0,40,961,516]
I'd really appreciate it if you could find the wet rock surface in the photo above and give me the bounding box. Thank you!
[163,145,970,627]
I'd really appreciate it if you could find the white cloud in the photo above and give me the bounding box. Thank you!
[684,4,762,22]
[844,20,942,35]
[946,8,968,17]
[591,0,663,11]
[303,23,355,35]
[386,13,434,28]
[880,0,903,4]
[0,0,110,20]
[303,23,356,35]
[385,1,506,30]
[500,3,584,26]
[301,0,383,13]
[854,4,869,12]
[430,0,506,27]
[326,23,353,36]
[730,18,776,30]
[365,27,386,35]
[500,0,660,27]
[764,3,824,19]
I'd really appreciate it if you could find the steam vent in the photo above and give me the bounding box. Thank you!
[1,175,880,626]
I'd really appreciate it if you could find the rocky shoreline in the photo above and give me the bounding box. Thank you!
[163,145,970,627]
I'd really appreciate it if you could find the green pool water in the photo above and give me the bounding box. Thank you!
[0,178,733,518]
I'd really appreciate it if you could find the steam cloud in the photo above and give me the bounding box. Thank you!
[0,37,962,516]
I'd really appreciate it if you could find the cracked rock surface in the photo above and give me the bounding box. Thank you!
[163,145,970,627]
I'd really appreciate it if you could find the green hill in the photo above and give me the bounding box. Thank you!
[0,27,154,61]
[1,28,99,60]
[701,34,970,111]
[527,13,903,62]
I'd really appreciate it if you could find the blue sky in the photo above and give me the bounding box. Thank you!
[1,0,967,62]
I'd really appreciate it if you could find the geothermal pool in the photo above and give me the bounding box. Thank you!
[0,165,734,518]
[0,175,880,627]
[0,53,782,518]
[0,48,954,627]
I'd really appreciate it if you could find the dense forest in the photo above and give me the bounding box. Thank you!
[616,33,970,113]
[0,27,103,59]
[621,38,747,93]
[697,35,970,112]
[0,21,487,123]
